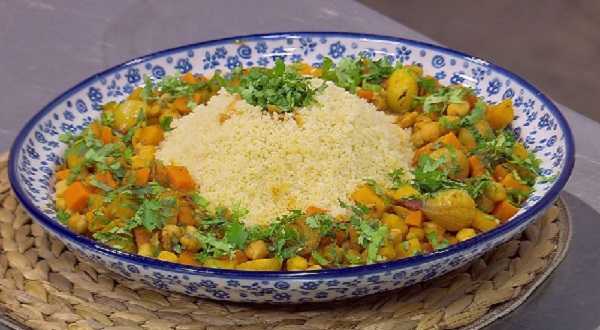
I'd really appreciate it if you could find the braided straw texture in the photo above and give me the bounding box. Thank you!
[0,152,570,330]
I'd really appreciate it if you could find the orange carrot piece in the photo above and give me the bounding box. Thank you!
[178,205,196,226]
[492,200,519,222]
[306,206,327,216]
[466,94,478,108]
[56,169,70,181]
[501,173,530,193]
[181,72,198,84]
[178,251,200,266]
[413,143,434,165]
[173,97,191,114]
[165,165,196,191]
[438,132,463,150]
[357,89,374,101]
[468,155,486,177]
[406,210,423,227]
[493,164,510,182]
[135,168,151,186]
[133,227,152,246]
[63,181,90,212]
[100,126,112,144]
[95,172,118,189]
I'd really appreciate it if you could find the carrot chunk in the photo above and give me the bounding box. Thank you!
[181,72,198,84]
[357,88,374,101]
[95,172,118,189]
[178,205,196,226]
[178,251,200,266]
[135,168,151,186]
[165,165,196,191]
[406,210,423,227]
[100,126,113,144]
[501,173,531,193]
[133,227,152,246]
[56,169,70,181]
[493,164,511,182]
[173,97,191,114]
[492,200,519,222]
[468,155,486,177]
[438,132,463,150]
[63,181,90,212]
[305,206,327,216]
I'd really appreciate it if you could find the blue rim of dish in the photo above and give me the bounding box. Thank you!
[8,32,575,280]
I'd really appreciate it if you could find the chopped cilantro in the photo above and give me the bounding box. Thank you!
[320,56,396,93]
[388,168,408,189]
[227,59,323,112]
[418,87,466,113]
[224,219,248,250]
[417,76,438,94]
[413,154,463,193]
[159,116,174,131]
[101,111,114,127]
[89,177,113,192]
[311,250,329,266]
[56,209,70,224]
[306,213,335,236]
[191,193,209,209]
[426,231,449,251]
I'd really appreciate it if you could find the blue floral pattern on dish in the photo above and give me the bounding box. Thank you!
[9,32,573,304]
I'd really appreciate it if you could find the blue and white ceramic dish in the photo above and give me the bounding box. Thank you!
[8,32,574,303]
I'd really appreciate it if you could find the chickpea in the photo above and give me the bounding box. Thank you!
[447,102,470,117]
[476,195,495,213]
[55,180,68,197]
[406,227,425,241]
[429,147,469,180]
[67,213,87,234]
[180,234,200,252]
[484,181,507,202]
[236,258,282,271]
[286,256,309,271]
[396,111,418,128]
[456,228,477,242]
[244,240,269,260]
[138,243,155,257]
[411,122,441,147]
[157,251,178,263]
[161,225,183,251]
[378,244,396,261]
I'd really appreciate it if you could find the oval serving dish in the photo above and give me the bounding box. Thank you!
[8,32,574,303]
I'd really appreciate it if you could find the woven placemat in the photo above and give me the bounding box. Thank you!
[0,152,571,330]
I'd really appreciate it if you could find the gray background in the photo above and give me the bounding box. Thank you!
[1,1,599,329]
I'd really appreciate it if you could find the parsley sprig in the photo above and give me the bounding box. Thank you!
[227,59,323,113]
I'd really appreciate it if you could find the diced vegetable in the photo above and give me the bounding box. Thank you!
[236,258,282,271]
[350,185,385,217]
[134,168,151,186]
[492,200,519,222]
[422,189,475,231]
[165,165,196,191]
[486,99,514,130]
[63,181,90,212]
[386,68,418,113]
[468,155,486,177]
[405,210,423,227]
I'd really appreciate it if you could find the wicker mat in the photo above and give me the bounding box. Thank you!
[0,152,571,330]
